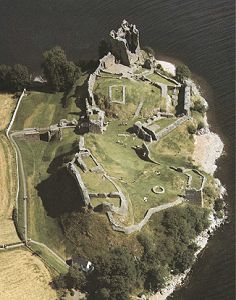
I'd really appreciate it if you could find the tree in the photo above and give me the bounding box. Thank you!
[0,64,30,91]
[143,46,156,57]
[42,46,80,92]
[193,99,206,114]
[67,266,86,290]
[144,266,167,292]
[8,64,30,91]
[89,246,137,300]
[175,64,191,83]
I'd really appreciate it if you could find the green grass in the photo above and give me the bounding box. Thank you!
[187,170,203,190]
[147,73,176,86]
[110,85,124,102]
[84,120,190,222]
[14,128,78,259]
[29,243,68,274]
[152,117,177,131]
[82,156,97,169]
[94,76,163,119]
[80,170,116,194]
[12,90,80,131]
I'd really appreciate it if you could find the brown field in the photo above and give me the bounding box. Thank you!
[0,249,57,300]
[0,134,19,244]
[0,93,16,131]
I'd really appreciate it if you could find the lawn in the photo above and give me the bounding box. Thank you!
[14,128,78,260]
[152,117,177,131]
[12,91,80,131]
[84,120,188,222]
[94,76,163,119]
[80,169,116,194]
[187,169,203,190]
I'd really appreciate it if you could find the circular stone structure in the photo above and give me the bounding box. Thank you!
[152,185,165,194]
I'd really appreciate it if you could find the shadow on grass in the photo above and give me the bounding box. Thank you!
[36,167,83,218]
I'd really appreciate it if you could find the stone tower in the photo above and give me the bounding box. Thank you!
[109,20,141,66]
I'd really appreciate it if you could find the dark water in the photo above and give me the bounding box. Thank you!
[0,0,234,299]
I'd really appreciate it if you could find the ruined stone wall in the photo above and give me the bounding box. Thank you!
[155,115,189,141]
[133,121,153,142]
[67,162,91,207]
[87,52,115,105]
[185,189,203,206]
[184,84,191,116]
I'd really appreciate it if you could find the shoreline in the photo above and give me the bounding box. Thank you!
[149,59,226,300]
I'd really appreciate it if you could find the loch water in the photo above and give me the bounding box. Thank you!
[0,1,234,299]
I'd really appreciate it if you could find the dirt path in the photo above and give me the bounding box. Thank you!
[0,249,57,300]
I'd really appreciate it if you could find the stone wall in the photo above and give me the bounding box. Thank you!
[87,52,116,105]
[184,84,191,116]
[67,161,91,207]
[133,115,189,142]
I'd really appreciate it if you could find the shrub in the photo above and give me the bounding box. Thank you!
[143,46,156,57]
[214,199,224,211]
[187,124,197,134]
[197,121,205,130]
[193,100,206,114]
[175,64,191,83]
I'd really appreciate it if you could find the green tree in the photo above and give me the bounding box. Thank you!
[8,64,30,91]
[176,64,191,83]
[0,64,30,91]
[193,99,206,114]
[144,266,167,292]
[67,266,86,290]
[89,246,137,300]
[42,46,80,92]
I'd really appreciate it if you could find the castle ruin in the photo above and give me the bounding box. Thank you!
[109,19,141,66]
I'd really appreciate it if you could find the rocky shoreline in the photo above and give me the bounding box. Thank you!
[148,61,227,300]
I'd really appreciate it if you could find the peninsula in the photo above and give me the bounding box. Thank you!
[0,20,226,300]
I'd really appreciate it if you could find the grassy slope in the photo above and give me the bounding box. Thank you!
[15,129,77,258]
[94,76,164,119]
[85,120,191,222]
[12,90,79,131]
